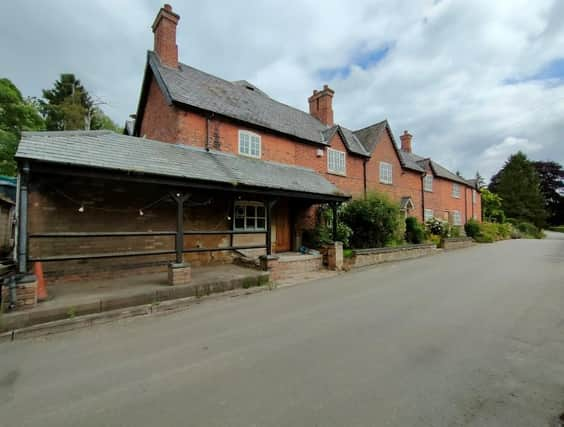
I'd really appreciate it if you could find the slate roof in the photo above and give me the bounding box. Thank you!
[322,125,369,156]
[16,131,348,199]
[145,52,370,157]
[398,150,469,184]
[353,120,389,154]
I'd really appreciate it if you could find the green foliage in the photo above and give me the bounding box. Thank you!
[0,79,44,175]
[41,73,120,132]
[343,249,354,258]
[470,220,542,243]
[405,216,425,244]
[533,161,564,226]
[450,226,462,238]
[340,193,402,249]
[549,225,564,233]
[489,152,547,228]
[480,188,505,223]
[302,205,352,248]
[425,217,450,237]
[464,219,481,238]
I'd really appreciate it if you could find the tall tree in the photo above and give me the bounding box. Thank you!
[489,151,547,227]
[533,161,564,225]
[0,78,44,175]
[480,188,505,222]
[475,171,485,188]
[41,74,92,130]
[41,74,120,131]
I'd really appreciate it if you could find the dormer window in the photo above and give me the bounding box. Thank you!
[239,130,261,158]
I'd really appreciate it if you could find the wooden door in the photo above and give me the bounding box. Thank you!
[274,201,291,252]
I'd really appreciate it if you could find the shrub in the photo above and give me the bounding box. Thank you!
[450,226,462,238]
[405,216,425,244]
[464,218,481,239]
[425,217,450,237]
[302,205,353,248]
[340,192,402,249]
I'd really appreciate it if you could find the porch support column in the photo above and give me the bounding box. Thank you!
[171,192,191,263]
[265,199,277,255]
[18,161,30,274]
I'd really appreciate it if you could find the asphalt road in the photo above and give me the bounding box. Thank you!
[1,233,564,426]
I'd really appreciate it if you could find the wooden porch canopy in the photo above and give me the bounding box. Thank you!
[15,131,350,273]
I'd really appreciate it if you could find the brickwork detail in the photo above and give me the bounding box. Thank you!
[351,244,437,268]
[168,262,192,285]
[325,241,343,271]
[1,280,37,311]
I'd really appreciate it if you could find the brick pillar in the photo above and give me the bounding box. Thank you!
[168,262,192,285]
[326,241,343,271]
[259,254,280,280]
[1,276,37,311]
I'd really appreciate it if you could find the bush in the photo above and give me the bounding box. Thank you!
[340,193,402,249]
[405,216,425,244]
[425,217,450,237]
[302,205,353,248]
[464,219,481,239]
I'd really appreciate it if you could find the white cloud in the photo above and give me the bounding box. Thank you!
[1,0,563,180]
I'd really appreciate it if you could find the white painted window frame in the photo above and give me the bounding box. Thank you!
[452,210,462,226]
[327,148,346,175]
[452,183,461,198]
[238,130,261,158]
[424,208,434,222]
[423,174,433,192]
[233,201,266,231]
[379,161,393,184]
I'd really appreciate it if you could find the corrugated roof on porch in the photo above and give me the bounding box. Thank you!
[16,130,349,199]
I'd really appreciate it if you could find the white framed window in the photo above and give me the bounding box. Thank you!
[472,189,477,204]
[233,201,266,231]
[451,210,462,225]
[238,130,261,158]
[452,183,461,198]
[424,209,434,222]
[423,174,433,192]
[379,162,393,184]
[327,148,346,175]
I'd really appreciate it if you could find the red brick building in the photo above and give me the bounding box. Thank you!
[14,4,481,284]
[134,4,481,224]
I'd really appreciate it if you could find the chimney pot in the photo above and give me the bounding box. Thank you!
[152,4,180,68]
[308,85,335,126]
[400,130,413,153]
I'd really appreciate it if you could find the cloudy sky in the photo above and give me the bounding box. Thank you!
[1,0,563,180]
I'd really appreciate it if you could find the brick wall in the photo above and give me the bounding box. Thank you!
[28,176,241,285]
[138,78,481,225]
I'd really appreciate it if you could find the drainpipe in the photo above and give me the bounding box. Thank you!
[17,160,30,275]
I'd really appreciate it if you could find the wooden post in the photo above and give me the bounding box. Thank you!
[171,192,191,264]
[266,199,272,255]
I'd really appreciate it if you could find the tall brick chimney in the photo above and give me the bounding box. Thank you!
[308,85,334,126]
[400,130,412,153]
[152,4,180,68]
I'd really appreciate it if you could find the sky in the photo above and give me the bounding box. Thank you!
[1,0,563,180]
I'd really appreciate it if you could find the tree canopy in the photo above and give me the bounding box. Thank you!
[0,78,44,175]
[41,73,120,132]
[533,161,564,225]
[489,151,547,227]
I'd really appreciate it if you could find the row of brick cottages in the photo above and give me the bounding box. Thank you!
[13,4,481,286]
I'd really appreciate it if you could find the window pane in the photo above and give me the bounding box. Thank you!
[256,218,265,229]
[246,217,255,229]
[235,218,245,229]
[246,205,256,218]
[235,206,245,217]
[256,206,265,218]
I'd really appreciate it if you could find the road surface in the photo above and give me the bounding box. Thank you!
[1,232,564,426]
